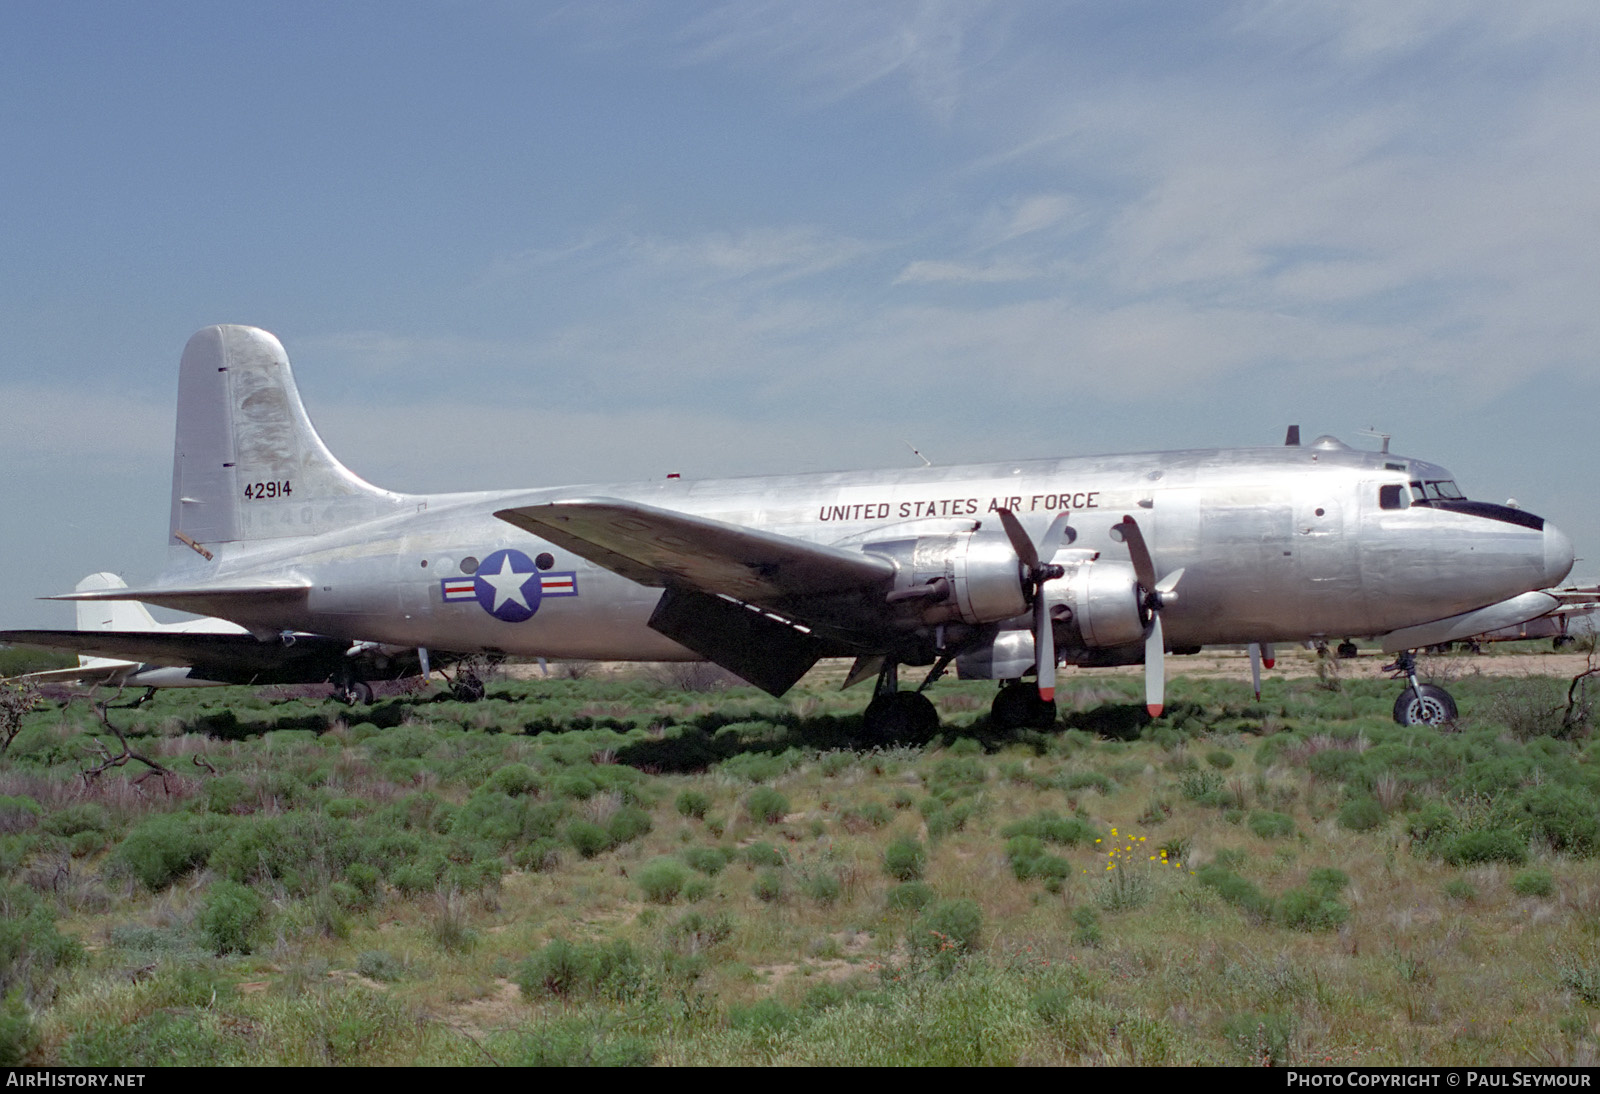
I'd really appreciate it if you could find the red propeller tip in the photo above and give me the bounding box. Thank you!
[1146,703,1163,717]
[1262,658,1275,669]
[1039,687,1054,701]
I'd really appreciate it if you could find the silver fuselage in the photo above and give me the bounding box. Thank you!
[159,438,1573,662]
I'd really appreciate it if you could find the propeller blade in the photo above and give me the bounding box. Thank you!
[1145,613,1165,717]
[995,508,1039,571]
[1262,643,1276,669]
[1113,516,1158,593]
[1154,567,1185,598]
[1035,595,1056,700]
[1248,642,1262,701]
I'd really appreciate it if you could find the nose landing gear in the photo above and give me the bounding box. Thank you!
[1385,651,1458,727]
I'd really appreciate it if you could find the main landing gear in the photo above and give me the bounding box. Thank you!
[333,677,374,705]
[990,681,1057,731]
[1384,651,1458,727]
[860,662,941,743]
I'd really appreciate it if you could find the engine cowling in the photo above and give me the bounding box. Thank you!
[1050,558,1149,650]
[865,532,1029,626]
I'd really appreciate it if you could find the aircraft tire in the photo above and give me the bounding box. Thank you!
[1393,684,1458,727]
[1337,641,1359,659]
[350,680,374,705]
[863,691,940,743]
[990,684,1057,731]
[1554,635,1576,650]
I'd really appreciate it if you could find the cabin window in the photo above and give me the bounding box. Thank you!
[1379,484,1406,510]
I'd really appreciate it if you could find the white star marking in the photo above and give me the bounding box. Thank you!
[479,555,533,613]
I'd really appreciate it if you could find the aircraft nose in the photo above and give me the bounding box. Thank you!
[1544,521,1575,587]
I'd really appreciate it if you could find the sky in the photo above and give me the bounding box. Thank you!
[1,1,1597,629]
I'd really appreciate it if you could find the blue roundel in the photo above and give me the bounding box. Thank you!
[473,548,542,622]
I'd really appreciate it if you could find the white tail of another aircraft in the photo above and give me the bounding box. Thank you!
[168,326,411,558]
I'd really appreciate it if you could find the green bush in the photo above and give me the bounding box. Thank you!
[1338,798,1385,832]
[1511,868,1555,898]
[883,836,927,881]
[566,819,612,859]
[1247,811,1295,840]
[639,858,689,903]
[517,939,649,1002]
[753,869,784,903]
[1442,829,1528,866]
[742,842,785,868]
[682,846,732,875]
[886,881,935,913]
[910,899,982,970]
[198,879,265,955]
[118,813,230,890]
[675,789,712,819]
[746,787,790,824]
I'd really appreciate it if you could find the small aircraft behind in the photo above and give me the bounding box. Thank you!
[28,326,1575,735]
[1,572,449,705]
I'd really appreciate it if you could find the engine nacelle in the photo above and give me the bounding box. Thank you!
[865,532,1028,626]
[1050,558,1149,650]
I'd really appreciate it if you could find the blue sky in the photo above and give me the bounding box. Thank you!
[2,1,1597,629]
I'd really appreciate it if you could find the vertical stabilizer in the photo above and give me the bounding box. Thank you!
[168,326,408,552]
[73,573,157,632]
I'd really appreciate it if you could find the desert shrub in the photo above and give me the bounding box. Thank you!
[670,910,734,953]
[565,819,612,859]
[910,899,982,971]
[1058,771,1116,795]
[355,949,409,983]
[1000,811,1097,846]
[730,997,800,1035]
[1222,1010,1295,1066]
[753,869,785,903]
[639,858,689,903]
[1515,785,1599,855]
[886,881,935,913]
[1197,864,1272,920]
[675,789,712,819]
[1276,886,1349,932]
[497,1021,652,1067]
[517,939,649,1002]
[742,842,785,868]
[718,748,805,783]
[0,797,41,835]
[59,1010,242,1067]
[1178,770,1227,806]
[1338,797,1385,832]
[513,838,563,873]
[1512,868,1556,898]
[606,805,654,846]
[843,802,891,830]
[0,990,31,1065]
[41,803,110,839]
[682,846,732,875]
[1443,878,1478,903]
[801,870,843,906]
[1072,905,1103,946]
[1442,828,1527,866]
[118,812,231,890]
[485,762,539,796]
[198,879,265,955]
[1206,750,1236,770]
[0,880,81,1002]
[1247,811,1295,840]
[883,836,927,882]
[746,787,790,824]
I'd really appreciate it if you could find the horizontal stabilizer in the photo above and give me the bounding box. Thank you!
[496,498,895,601]
[46,580,312,621]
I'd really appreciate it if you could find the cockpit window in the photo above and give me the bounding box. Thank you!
[1410,480,1466,501]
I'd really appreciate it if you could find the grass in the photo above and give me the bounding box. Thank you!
[3,652,1600,1065]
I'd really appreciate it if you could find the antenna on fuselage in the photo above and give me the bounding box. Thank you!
[1358,427,1392,454]
[902,441,932,467]
[1284,425,1301,447]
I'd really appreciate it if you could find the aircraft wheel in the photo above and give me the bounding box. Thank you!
[350,680,374,705]
[1554,635,1576,650]
[990,684,1058,731]
[1337,641,1359,659]
[451,673,486,702]
[1393,684,1458,727]
[862,691,940,743]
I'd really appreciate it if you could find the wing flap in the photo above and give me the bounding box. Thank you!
[46,580,312,621]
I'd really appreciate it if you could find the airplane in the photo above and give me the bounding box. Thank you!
[1445,584,1600,651]
[22,325,1574,737]
[1,572,455,705]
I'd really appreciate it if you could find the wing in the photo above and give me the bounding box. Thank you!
[496,497,899,695]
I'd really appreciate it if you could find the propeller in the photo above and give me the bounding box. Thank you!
[997,508,1072,701]
[1110,515,1185,717]
[1246,642,1276,701]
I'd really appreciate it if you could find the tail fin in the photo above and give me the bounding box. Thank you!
[169,326,409,553]
[73,573,158,632]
